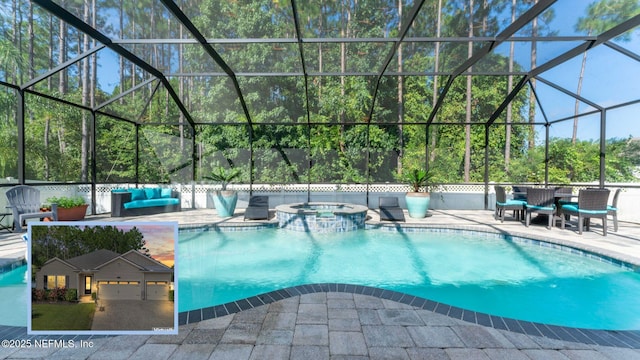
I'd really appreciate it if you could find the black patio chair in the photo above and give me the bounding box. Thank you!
[525,188,556,230]
[379,197,405,222]
[244,196,269,221]
[559,188,610,236]
[494,185,526,223]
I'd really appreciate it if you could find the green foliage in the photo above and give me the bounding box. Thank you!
[0,0,638,188]
[65,289,78,302]
[30,225,147,268]
[403,169,435,193]
[204,167,242,190]
[45,196,86,209]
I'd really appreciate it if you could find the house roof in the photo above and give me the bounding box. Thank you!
[65,249,121,270]
[56,249,172,273]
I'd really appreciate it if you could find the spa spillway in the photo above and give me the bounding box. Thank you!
[276,202,368,232]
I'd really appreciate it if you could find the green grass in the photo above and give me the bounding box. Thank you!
[31,303,96,330]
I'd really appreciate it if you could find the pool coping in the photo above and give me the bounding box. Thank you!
[180,283,640,349]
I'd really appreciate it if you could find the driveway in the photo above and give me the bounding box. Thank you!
[91,300,174,331]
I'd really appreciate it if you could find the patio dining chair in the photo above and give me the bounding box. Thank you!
[5,185,58,232]
[525,188,556,229]
[608,188,621,232]
[559,188,610,236]
[494,186,525,223]
[511,185,530,201]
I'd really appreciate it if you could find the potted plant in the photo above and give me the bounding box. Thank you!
[403,168,434,218]
[205,167,241,217]
[43,195,89,221]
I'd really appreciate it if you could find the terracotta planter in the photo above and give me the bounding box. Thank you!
[43,204,89,221]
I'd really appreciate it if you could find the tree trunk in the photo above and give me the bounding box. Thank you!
[573,50,588,145]
[429,0,442,163]
[80,0,90,182]
[397,0,403,175]
[505,0,516,171]
[464,0,474,182]
[27,1,34,79]
[528,0,538,151]
[119,0,124,104]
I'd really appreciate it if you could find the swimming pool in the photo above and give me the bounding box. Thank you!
[179,228,640,330]
[0,265,28,327]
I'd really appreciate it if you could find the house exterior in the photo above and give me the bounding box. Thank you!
[35,249,173,301]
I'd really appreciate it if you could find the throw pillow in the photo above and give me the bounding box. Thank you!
[130,189,146,201]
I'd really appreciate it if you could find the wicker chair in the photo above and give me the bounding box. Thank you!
[525,188,556,229]
[608,188,621,232]
[511,185,530,201]
[559,188,610,236]
[494,186,525,223]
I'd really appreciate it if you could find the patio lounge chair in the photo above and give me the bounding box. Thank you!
[608,188,621,232]
[5,185,58,232]
[525,188,556,229]
[244,195,269,220]
[379,197,405,222]
[559,188,610,236]
[494,185,525,223]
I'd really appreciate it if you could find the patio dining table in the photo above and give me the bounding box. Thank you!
[512,189,577,226]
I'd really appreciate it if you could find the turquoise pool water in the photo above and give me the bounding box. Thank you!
[2,229,640,330]
[0,265,28,327]
[179,228,640,330]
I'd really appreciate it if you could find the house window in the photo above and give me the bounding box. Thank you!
[44,275,67,289]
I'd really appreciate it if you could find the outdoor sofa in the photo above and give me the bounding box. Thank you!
[111,188,181,217]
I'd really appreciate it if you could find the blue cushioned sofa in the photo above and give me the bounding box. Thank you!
[111,188,181,217]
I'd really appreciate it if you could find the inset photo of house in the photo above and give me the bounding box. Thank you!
[28,222,177,335]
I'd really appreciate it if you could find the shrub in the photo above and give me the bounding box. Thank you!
[47,287,67,302]
[65,288,77,302]
[168,290,174,302]
[32,288,47,302]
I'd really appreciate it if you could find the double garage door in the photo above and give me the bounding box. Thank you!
[98,281,169,300]
[98,281,140,300]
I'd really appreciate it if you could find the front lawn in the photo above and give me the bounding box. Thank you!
[31,303,95,330]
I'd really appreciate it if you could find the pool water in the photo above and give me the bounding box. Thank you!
[0,265,28,327]
[179,229,640,330]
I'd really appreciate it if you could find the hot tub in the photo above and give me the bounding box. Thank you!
[275,202,368,232]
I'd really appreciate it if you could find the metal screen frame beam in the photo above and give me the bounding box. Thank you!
[426,0,557,126]
[159,0,253,128]
[21,44,106,90]
[32,0,195,129]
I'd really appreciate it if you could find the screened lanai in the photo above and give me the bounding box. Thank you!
[1,0,639,215]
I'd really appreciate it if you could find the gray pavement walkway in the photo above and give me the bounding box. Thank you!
[2,292,640,359]
[0,209,639,359]
[91,300,175,331]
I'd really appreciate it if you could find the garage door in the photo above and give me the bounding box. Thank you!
[98,281,141,300]
[146,281,169,300]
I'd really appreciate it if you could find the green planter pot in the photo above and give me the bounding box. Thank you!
[213,191,238,217]
[405,192,430,218]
